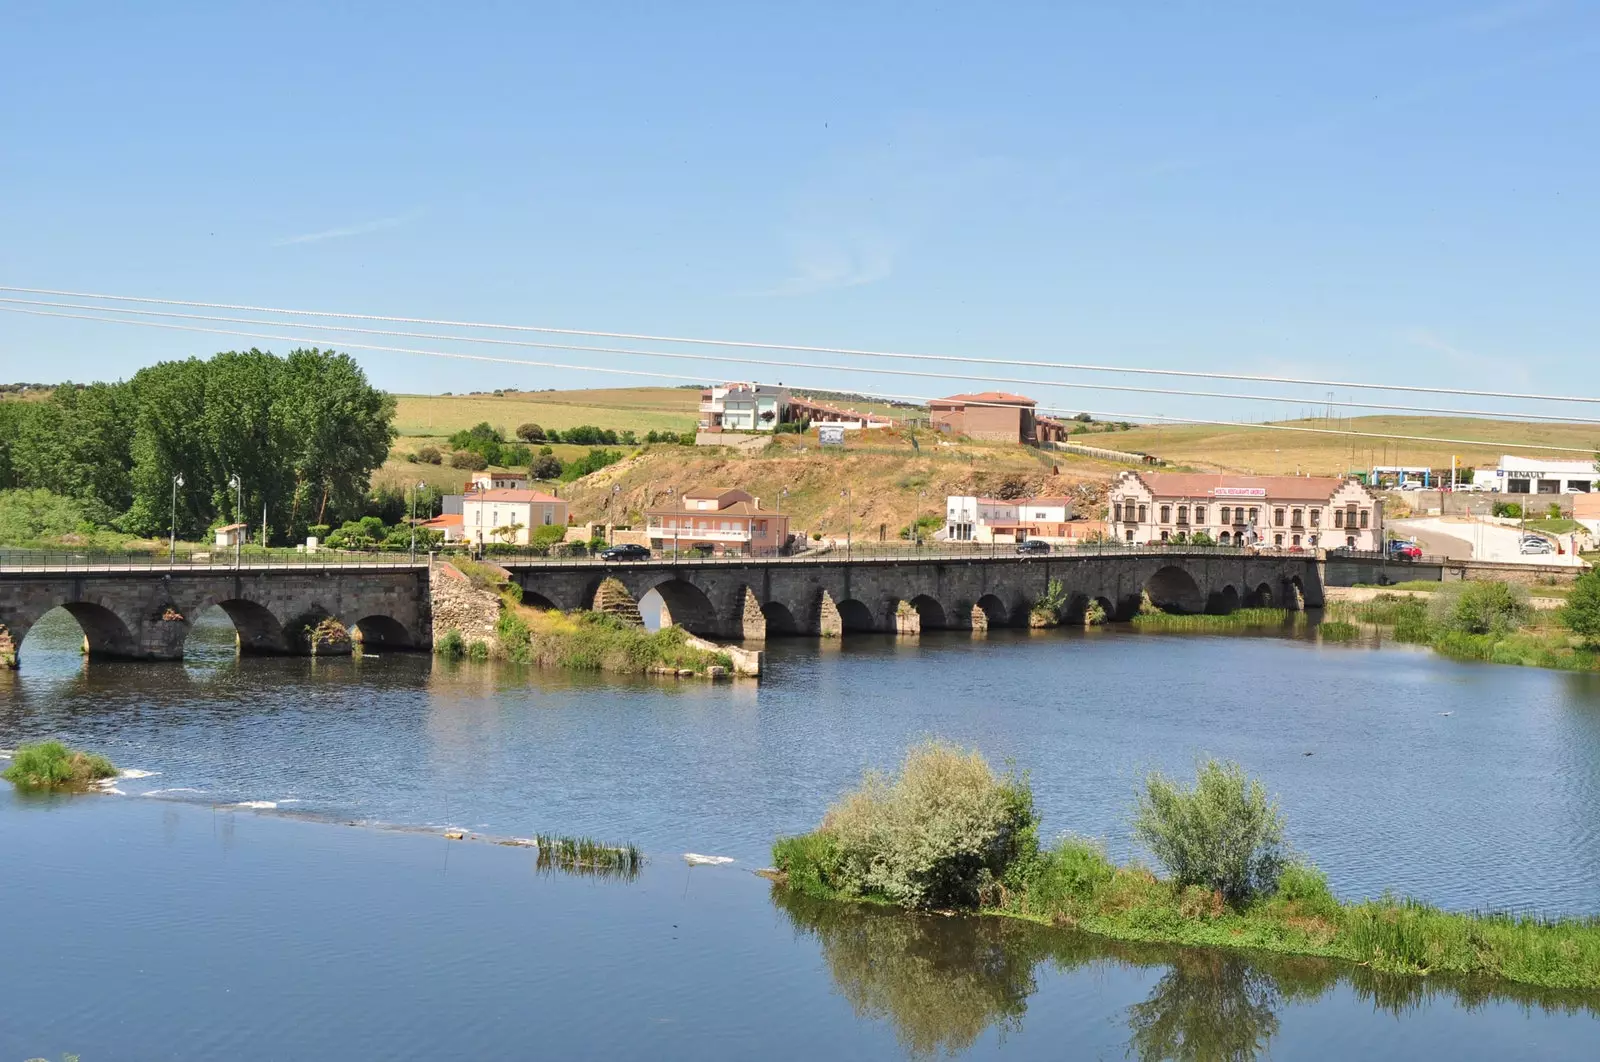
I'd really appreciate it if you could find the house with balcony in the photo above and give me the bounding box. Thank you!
[698,382,790,432]
[646,488,790,555]
[1106,471,1382,550]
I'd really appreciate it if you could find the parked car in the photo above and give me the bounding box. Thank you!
[1016,539,1051,555]
[598,543,651,561]
[1386,540,1423,561]
[1397,482,1426,492]
[1520,536,1554,555]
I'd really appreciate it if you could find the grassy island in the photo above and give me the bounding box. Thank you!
[771,743,1600,991]
[3,741,118,791]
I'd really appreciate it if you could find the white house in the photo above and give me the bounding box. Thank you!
[214,522,248,547]
[468,470,530,491]
[1472,455,1596,495]
[461,489,568,547]
[946,495,1087,543]
[698,382,790,432]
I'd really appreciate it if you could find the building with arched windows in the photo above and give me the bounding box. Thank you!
[1107,471,1382,551]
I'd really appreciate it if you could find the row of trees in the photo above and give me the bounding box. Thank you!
[0,349,395,543]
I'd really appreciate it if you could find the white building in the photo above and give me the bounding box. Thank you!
[944,496,1087,543]
[1472,455,1595,495]
[468,470,530,491]
[1106,472,1383,551]
[462,489,568,547]
[698,382,790,432]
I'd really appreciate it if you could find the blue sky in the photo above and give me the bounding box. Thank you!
[2,1,1597,424]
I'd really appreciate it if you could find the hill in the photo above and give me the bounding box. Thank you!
[1110,416,1600,478]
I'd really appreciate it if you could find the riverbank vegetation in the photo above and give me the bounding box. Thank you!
[533,834,643,879]
[2,741,117,790]
[771,743,1600,990]
[1130,608,1294,632]
[1328,573,1600,671]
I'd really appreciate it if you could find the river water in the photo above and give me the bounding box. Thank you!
[2,608,1598,1059]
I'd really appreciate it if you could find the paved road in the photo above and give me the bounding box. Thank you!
[1390,517,1585,566]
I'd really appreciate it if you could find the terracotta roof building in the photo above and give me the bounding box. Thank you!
[462,489,568,547]
[1107,471,1382,550]
[646,488,790,556]
[929,392,1039,444]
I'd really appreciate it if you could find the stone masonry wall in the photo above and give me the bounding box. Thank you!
[429,562,504,652]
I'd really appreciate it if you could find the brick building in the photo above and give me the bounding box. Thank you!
[929,392,1039,444]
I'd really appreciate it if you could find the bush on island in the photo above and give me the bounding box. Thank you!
[3,741,117,790]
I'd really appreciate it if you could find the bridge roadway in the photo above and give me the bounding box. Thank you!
[0,546,1323,666]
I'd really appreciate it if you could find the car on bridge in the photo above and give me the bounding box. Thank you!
[1386,539,1423,561]
[598,543,652,562]
[1015,539,1051,555]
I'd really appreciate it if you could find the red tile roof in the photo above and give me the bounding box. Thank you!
[467,489,564,503]
[932,392,1037,407]
[1120,472,1365,502]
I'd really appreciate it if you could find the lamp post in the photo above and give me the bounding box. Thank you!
[410,480,425,562]
[667,486,679,556]
[610,484,621,544]
[229,474,242,568]
[169,473,184,563]
[841,487,852,559]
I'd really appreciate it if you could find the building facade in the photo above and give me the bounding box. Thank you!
[929,392,1039,444]
[1472,455,1595,495]
[461,489,568,547]
[468,470,530,491]
[698,382,790,432]
[645,488,790,555]
[1107,472,1383,551]
[786,394,897,430]
[945,495,1086,543]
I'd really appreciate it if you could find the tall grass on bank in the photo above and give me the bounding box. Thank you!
[771,746,1600,990]
[1129,608,1290,632]
[2,741,117,790]
[534,834,643,879]
[496,606,732,674]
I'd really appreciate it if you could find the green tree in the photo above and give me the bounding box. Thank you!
[529,453,562,480]
[9,382,135,522]
[1133,759,1286,906]
[516,422,545,442]
[1561,569,1600,647]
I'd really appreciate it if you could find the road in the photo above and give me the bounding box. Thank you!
[1390,517,1585,566]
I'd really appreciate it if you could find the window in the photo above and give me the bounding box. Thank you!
[1292,534,1301,547]
[1114,503,1123,521]
[1138,504,1148,521]
[1160,505,1172,523]
[1273,508,1285,527]
[1310,509,1320,528]
[1220,506,1231,524]
[1334,509,1344,528]
[1248,507,1259,523]
[1359,510,1370,528]
[1194,505,1206,524]
[1274,533,1284,546]
[1219,531,1231,544]
[1160,530,1170,542]
[1176,505,1188,524]
[1034,511,1047,519]
[1125,529,1134,542]
[1508,479,1531,494]
[1291,508,1303,527]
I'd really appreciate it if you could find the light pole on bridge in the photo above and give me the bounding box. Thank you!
[229,474,242,568]
[169,473,184,564]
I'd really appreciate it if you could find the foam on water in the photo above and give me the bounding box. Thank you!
[684,853,736,866]
[119,768,159,780]
[229,801,278,809]
[142,787,204,797]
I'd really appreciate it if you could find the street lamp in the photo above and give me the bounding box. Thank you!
[228,474,242,567]
[169,473,184,563]
[667,486,679,555]
[841,487,852,558]
[610,484,621,544]
[410,480,425,562]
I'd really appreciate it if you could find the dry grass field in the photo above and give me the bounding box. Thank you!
[1112,416,1600,477]
[392,387,700,438]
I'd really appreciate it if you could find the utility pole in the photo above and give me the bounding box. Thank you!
[841,487,852,559]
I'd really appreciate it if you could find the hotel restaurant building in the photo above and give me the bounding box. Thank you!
[1107,471,1383,551]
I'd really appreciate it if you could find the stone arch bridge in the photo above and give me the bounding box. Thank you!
[505,551,1324,641]
[0,566,430,666]
[0,552,1323,666]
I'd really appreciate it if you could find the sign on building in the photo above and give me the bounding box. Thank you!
[1211,486,1267,497]
[817,425,846,447]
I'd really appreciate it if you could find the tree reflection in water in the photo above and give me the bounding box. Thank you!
[772,887,1600,1061]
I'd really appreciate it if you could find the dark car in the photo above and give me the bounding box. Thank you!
[598,543,651,561]
[1016,539,1051,555]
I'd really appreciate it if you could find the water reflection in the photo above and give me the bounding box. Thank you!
[772,888,1600,1060]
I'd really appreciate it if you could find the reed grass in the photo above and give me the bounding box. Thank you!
[496,604,731,674]
[1318,620,1359,642]
[3,741,117,790]
[1129,608,1291,632]
[534,833,643,879]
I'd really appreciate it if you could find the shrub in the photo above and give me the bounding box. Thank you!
[1274,861,1339,919]
[449,450,488,471]
[1429,580,1527,636]
[515,422,545,442]
[1029,579,1067,626]
[531,524,567,550]
[1319,620,1359,641]
[416,445,442,464]
[1132,759,1285,906]
[793,741,1037,909]
[529,453,562,480]
[559,448,623,482]
[1023,837,1116,909]
[1561,569,1600,647]
[466,639,490,661]
[3,741,117,790]
[436,629,465,660]
[1493,502,1523,519]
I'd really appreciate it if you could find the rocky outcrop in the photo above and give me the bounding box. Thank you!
[684,632,763,676]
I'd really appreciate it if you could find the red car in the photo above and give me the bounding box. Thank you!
[1387,541,1422,561]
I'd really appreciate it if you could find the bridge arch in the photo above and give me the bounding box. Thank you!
[835,598,876,633]
[199,598,292,655]
[907,595,948,630]
[761,600,801,636]
[350,614,415,650]
[520,589,558,612]
[638,577,720,637]
[975,594,1011,628]
[1246,582,1274,608]
[1146,566,1205,614]
[16,602,141,661]
[1207,585,1241,615]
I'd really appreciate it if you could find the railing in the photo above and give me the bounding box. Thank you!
[0,541,1342,573]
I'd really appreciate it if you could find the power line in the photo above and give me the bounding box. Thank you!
[4,283,1596,407]
[6,303,1597,456]
[5,296,1595,426]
